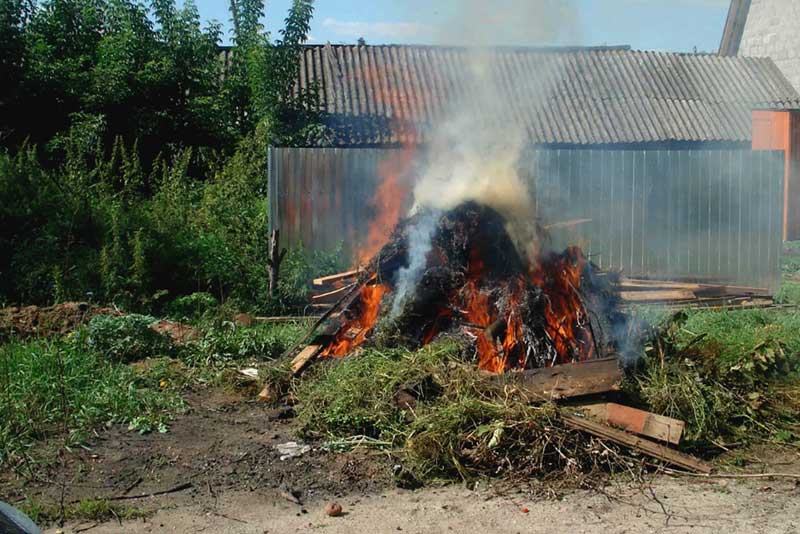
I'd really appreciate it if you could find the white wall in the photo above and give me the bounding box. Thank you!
[739,0,800,91]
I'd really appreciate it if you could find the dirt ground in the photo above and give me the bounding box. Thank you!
[3,387,799,534]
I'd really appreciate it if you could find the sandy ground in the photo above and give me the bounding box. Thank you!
[4,383,796,534]
[45,473,800,534]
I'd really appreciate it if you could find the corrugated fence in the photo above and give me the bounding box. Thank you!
[269,147,785,291]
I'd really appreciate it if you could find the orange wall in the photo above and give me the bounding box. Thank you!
[752,110,800,241]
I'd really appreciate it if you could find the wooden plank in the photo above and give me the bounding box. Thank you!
[313,269,361,286]
[621,279,770,297]
[291,344,323,375]
[620,290,697,302]
[497,358,623,401]
[563,415,712,474]
[311,282,358,303]
[577,403,684,445]
[254,316,321,323]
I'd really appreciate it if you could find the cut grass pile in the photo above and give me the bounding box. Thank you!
[296,339,628,482]
[296,307,800,480]
[632,308,800,449]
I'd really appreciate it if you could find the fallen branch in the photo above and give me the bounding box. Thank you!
[106,482,193,501]
[661,467,800,480]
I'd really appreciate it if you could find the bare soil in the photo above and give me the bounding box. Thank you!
[2,387,799,534]
[0,302,120,338]
[0,387,393,521]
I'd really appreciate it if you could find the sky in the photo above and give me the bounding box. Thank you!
[195,0,731,53]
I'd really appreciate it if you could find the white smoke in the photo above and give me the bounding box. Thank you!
[388,0,580,318]
[389,209,440,319]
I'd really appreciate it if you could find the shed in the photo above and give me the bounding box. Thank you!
[271,44,800,289]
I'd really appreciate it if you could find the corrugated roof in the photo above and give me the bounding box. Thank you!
[295,44,800,146]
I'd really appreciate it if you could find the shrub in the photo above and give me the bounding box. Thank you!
[87,314,173,362]
[165,292,218,320]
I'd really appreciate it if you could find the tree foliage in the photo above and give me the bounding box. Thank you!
[0,0,341,311]
[0,0,324,162]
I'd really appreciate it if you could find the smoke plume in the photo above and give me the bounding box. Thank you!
[388,0,580,316]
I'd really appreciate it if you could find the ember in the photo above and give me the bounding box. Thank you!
[319,202,625,373]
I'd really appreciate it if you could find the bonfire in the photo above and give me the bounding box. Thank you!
[317,201,627,373]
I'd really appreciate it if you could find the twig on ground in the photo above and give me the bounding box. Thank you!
[107,481,193,501]
[662,468,800,479]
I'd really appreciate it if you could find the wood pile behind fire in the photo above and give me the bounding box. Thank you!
[289,201,713,474]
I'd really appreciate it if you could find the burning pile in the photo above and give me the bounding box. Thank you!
[318,202,626,373]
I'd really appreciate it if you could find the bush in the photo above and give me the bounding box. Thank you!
[165,292,218,320]
[87,314,173,363]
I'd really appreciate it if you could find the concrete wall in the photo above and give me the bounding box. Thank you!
[739,0,800,91]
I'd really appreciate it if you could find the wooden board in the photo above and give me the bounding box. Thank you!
[621,278,769,295]
[497,358,623,401]
[563,415,712,474]
[313,269,361,286]
[577,403,684,445]
[311,283,357,303]
[254,316,321,323]
[620,290,696,302]
[291,344,323,375]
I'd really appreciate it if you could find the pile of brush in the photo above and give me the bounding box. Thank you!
[309,201,627,373]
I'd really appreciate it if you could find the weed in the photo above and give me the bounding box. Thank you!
[86,314,174,363]
[181,321,306,369]
[19,498,146,525]
[0,335,183,465]
[165,292,218,321]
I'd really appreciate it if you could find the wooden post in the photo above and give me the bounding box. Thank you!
[267,229,287,298]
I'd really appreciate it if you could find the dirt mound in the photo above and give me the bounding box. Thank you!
[0,302,121,338]
[150,320,201,345]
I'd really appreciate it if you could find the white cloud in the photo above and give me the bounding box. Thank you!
[322,17,434,41]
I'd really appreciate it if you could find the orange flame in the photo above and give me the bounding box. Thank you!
[357,147,415,266]
[443,250,527,373]
[529,246,596,364]
[321,282,390,357]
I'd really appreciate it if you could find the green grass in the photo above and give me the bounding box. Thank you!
[19,497,147,525]
[0,334,183,465]
[0,316,309,466]
[179,320,307,380]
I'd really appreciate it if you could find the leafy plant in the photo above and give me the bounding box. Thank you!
[87,314,173,362]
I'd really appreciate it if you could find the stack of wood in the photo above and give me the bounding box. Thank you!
[619,278,773,310]
[310,269,362,311]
